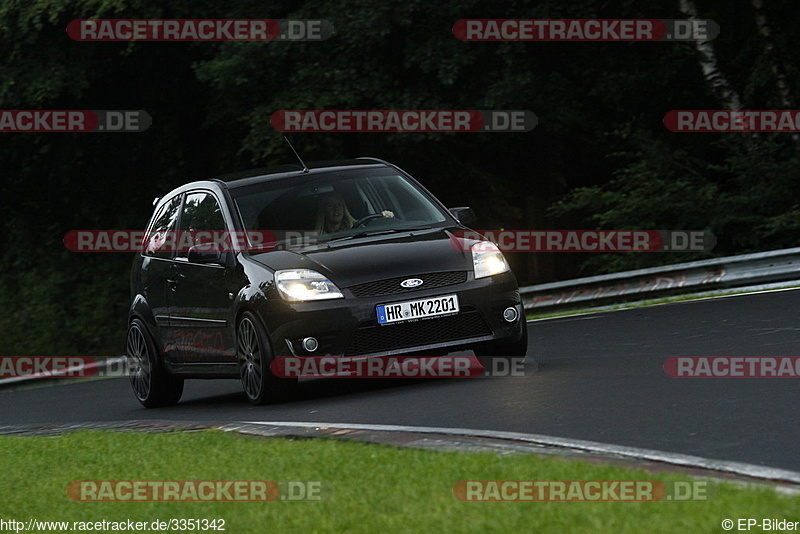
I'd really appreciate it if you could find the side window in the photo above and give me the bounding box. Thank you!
[176,191,227,259]
[143,195,182,259]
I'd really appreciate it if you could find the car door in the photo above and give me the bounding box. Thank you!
[168,190,237,364]
[140,194,182,365]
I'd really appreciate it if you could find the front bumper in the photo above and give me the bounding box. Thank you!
[258,271,524,358]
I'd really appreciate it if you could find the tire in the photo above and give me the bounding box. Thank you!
[237,311,297,405]
[127,319,184,408]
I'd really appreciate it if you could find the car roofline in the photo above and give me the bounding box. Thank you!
[218,160,391,189]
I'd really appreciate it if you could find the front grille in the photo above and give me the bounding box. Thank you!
[348,271,467,298]
[345,310,491,356]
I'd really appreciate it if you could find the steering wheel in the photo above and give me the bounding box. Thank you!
[352,213,386,228]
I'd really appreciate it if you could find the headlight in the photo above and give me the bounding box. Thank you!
[275,269,344,301]
[471,241,510,279]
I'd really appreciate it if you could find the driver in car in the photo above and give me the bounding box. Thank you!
[315,191,396,234]
[315,192,357,234]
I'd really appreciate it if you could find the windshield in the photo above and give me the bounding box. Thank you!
[230,168,450,249]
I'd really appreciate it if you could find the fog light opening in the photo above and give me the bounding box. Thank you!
[503,307,519,323]
[302,337,319,352]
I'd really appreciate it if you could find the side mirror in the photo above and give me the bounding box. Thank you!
[448,206,477,226]
[188,243,226,265]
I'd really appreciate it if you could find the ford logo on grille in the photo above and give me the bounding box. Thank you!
[400,278,424,288]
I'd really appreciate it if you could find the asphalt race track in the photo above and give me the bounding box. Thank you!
[2,289,799,472]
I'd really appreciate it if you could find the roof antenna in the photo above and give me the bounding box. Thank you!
[283,135,309,173]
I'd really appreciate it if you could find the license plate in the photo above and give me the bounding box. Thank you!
[376,294,459,325]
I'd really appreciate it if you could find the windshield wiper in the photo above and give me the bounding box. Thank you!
[325,225,433,244]
[326,229,398,244]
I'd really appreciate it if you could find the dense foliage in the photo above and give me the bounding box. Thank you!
[1,0,798,354]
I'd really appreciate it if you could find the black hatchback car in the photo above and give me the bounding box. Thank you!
[127,158,527,407]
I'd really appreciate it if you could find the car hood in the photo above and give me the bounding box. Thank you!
[249,227,474,288]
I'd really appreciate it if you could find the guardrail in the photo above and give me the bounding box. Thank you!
[519,247,800,312]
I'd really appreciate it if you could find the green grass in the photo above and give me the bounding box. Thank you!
[0,431,798,533]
